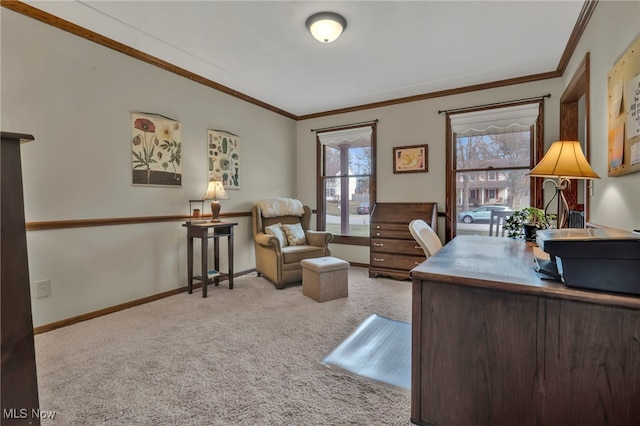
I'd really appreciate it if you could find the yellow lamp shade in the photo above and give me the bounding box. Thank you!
[529,141,600,179]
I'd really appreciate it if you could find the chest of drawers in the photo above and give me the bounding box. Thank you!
[369,202,437,280]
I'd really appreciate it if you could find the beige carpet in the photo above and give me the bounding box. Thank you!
[34,267,412,425]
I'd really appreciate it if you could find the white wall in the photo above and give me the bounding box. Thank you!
[297,1,640,265]
[3,1,639,327]
[297,80,562,263]
[1,9,297,327]
[562,0,640,230]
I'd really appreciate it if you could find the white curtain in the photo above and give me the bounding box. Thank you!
[449,103,539,134]
[318,126,372,148]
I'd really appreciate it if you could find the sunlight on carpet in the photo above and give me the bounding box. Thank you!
[321,314,411,390]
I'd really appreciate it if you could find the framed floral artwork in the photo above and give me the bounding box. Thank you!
[393,144,428,174]
[131,112,182,186]
[208,129,240,189]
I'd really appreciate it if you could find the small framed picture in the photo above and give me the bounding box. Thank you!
[393,144,428,174]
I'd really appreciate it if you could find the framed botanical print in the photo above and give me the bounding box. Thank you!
[208,129,240,189]
[131,112,182,186]
[393,144,428,174]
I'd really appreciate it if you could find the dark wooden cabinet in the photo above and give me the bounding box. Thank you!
[411,236,640,426]
[369,202,437,280]
[1,132,40,425]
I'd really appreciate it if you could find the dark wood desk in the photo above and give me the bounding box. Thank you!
[410,235,640,426]
[183,221,237,298]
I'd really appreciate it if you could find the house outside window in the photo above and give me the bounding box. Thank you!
[446,102,544,239]
[316,124,376,244]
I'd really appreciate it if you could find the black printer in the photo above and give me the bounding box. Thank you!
[535,228,640,296]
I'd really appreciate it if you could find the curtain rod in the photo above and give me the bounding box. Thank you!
[310,119,378,133]
[438,94,551,115]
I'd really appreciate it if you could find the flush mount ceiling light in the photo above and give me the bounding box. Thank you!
[306,12,347,43]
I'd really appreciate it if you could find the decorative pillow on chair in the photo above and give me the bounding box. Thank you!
[265,223,288,247]
[282,223,307,246]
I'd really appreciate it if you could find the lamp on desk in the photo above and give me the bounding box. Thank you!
[528,141,599,228]
[202,180,229,222]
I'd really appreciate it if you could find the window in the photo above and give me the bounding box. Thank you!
[316,123,376,244]
[446,102,543,240]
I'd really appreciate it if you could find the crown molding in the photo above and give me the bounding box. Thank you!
[2,0,596,121]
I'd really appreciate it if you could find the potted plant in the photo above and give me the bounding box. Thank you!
[504,207,553,240]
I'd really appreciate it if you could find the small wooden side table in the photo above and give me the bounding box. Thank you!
[182,221,237,298]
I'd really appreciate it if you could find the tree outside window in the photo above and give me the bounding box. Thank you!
[446,101,544,239]
[316,124,376,242]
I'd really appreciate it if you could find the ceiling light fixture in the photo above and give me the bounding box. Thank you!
[306,12,347,43]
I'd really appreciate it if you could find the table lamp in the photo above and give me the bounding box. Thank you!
[528,140,599,228]
[202,180,229,222]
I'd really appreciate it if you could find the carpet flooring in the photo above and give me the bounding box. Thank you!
[34,267,412,425]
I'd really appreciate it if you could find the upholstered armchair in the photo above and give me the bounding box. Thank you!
[252,198,332,289]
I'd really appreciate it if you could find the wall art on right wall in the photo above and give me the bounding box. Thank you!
[607,36,640,177]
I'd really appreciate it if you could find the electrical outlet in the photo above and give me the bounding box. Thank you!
[35,279,51,298]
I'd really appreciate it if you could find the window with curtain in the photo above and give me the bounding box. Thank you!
[316,123,376,243]
[446,102,543,239]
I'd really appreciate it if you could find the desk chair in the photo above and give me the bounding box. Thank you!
[567,210,585,228]
[409,219,443,258]
[489,210,512,236]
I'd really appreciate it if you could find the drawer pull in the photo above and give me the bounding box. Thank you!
[415,245,421,249]
[376,232,381,236]
[373,242,384,247]
[415,261,421,265]
[376,225,381,229]
[374,257,384,262]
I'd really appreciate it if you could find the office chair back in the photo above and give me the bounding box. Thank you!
[409,219,443,258]
[489,210,513,237]
[567,210,585,228]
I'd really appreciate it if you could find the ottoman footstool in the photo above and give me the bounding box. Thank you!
[301,256,349,302]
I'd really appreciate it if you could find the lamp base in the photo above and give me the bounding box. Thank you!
[210,201,222,222]
[542,178,570,229]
